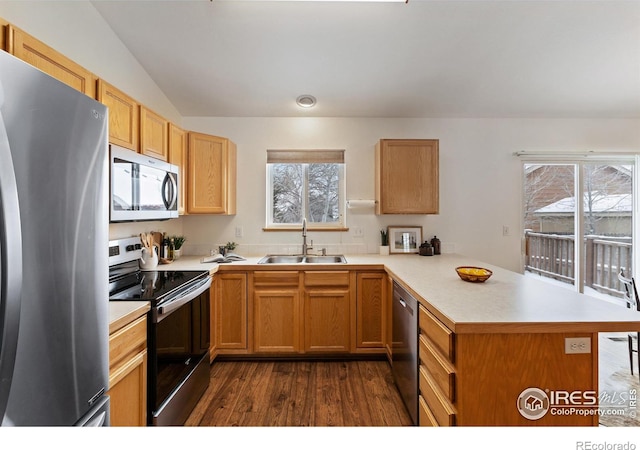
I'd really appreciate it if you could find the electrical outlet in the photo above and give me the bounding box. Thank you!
[502,226,510,236]
[565,337,591,354]
[353,227,364,238]
[235,226,243,238]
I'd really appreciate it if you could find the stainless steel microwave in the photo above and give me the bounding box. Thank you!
[109,144,179,222]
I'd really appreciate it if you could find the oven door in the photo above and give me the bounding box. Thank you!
[148,278,211,426]
[110,144,179,222]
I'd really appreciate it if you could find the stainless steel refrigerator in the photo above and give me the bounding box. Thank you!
[0,51,110,426]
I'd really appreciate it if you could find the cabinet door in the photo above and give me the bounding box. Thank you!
[140,106,168,161]
[9,25,96,97]
[356,272,386,349]
[375,139,439,214]
[304,288,350,353]
[169,123,188,215]
[97,79,139,150]
[109,350,147,426]
[212,273,248,352]
[253,289,301,353]
[108,315,147,426]
[187,132,237,215]
[1,18,9,52]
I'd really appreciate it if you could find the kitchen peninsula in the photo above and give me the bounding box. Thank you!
[160,252,640,426]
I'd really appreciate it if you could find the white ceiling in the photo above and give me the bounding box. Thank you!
[91,0,640,118]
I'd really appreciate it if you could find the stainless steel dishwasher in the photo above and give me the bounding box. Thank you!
[392,281,418,425]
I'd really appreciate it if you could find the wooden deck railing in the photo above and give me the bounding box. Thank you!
[524,231,632,298]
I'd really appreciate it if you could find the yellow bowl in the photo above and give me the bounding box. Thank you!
[456,266,493,283]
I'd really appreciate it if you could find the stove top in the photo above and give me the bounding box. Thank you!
[108,236,209,304]
[109,270,209,303]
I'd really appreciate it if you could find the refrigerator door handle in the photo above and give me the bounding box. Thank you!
[0,82,24,422]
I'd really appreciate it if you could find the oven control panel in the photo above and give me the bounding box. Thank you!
[108,237,143,266]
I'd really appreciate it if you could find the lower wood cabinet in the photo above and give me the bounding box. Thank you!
[108,314,147,427]
[417,302,600,426]
[210,268,387,358]
[253,271,302,353]
[211,272,248,357]
[304,271,351,353]
[355,271,386,352]
[417,304,457,426]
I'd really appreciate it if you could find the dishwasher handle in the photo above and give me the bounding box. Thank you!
[396,295,414,316]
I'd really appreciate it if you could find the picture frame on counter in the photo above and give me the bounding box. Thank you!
[388,226,422,254]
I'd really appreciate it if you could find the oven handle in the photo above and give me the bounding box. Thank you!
[156,276,212,320]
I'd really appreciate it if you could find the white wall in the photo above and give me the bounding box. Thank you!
[2,3,638,272]
[182,117,640,271]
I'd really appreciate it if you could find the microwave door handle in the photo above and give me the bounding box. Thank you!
[0,94,23,421]
[161,173,177,210]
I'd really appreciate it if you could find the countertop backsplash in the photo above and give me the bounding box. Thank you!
[181,241,456,257]
[182,242,372,257]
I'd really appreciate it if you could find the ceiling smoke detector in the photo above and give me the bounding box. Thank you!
[296,95,317,108]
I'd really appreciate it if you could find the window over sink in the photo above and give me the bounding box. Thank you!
[266,149,345,230]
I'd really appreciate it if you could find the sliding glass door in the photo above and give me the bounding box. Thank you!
[523,160,634,304]
[524,164,577,287]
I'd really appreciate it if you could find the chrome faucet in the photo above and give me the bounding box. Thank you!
[302,217,312,255]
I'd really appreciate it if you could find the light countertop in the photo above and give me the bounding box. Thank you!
[109,301,150,334]
[112,253,640,335]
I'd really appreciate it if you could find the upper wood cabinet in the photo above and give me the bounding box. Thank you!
[1,18,9,52]
[140,106,168,161]
[97,79,139,151]
[8,25,96,98]
[187,132,237,215]
[375,139,439,214]
[169,123,188,215]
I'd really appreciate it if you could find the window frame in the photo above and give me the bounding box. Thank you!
[265,150,346,230]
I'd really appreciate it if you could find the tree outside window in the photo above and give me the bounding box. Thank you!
[267,150,345,228]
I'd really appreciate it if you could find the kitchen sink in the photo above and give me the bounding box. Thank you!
[257,255,347,264]
[258,255,305,264]
[303,255,347,264]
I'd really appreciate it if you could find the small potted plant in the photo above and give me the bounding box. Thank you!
[380,229,389,255]
[225,241,238,254]
[172,235,186,259]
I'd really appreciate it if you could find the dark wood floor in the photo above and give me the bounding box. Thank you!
[185,335,638,427]
[185,359,413,427]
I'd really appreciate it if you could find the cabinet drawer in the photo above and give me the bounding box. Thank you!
[304,271,350,287]
[419,305,454,362]
[109,315,147,371]
[419,365,456,426]
[419,334,455,401]
[253,271,299,287]
[419,395,439,427]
